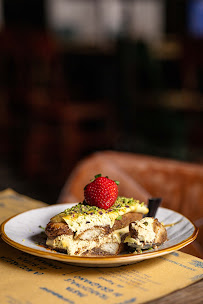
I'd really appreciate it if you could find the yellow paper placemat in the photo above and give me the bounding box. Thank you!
[0,188,47,225]
[1,189,203,304]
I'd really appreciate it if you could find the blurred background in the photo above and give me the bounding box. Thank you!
[0,0,202,204]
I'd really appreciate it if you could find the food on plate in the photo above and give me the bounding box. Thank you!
[45,174,149,256]
[45,174,167,256]
[124,217,167,252]
[45,196,149,256]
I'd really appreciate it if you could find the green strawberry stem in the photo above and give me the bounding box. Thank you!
[84,174,120,191]
[94,174,102,178]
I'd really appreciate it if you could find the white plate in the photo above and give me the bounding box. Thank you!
[0,204,198,267]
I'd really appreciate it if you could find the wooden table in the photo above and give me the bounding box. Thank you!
[149,280,203,304]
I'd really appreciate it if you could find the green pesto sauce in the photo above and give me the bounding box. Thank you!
[63,196,143,216]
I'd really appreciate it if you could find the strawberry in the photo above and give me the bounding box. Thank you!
[84,174,119,210]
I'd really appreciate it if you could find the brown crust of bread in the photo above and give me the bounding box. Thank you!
[81,242,125,256]
[129,222,138,238]
[48,246,67,254]
[75,226,111,240]
[112,212,143,231]
[45,212,143,240]
[153,218,168,244]
[45,222,74,239]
